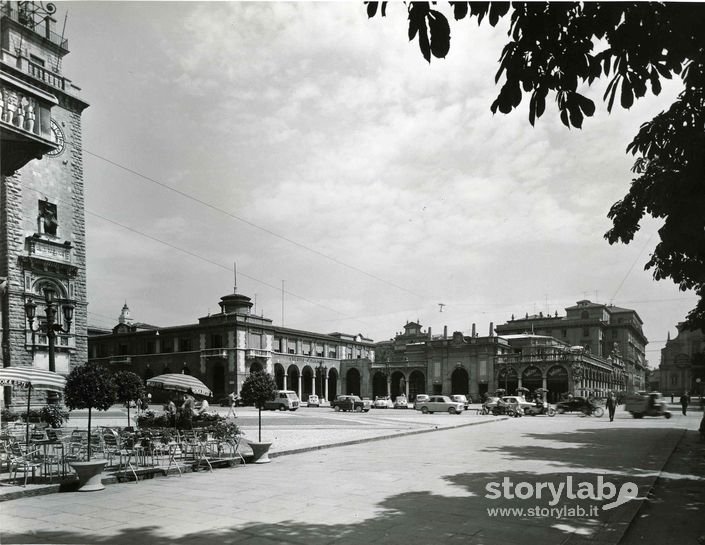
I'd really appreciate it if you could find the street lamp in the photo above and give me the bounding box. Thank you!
[317,362,327,402]
[24,288,74,373]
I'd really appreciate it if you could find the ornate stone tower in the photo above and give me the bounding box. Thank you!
[1,1,89,407]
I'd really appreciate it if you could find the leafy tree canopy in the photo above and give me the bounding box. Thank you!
[113,370,145,404]
[64,363,117,411]
[240,370,277,410]
[368,2,705,331]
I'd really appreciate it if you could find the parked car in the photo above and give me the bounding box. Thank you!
[413,394,430,408]
[307,394,320,407]
[501,396,534,412]
[480,396,501,414]
[450,395,471,409]
[374,396,394,409]
[331,395,371,412]
[415,395,464,414]
[394,395,409,409]
[263,390,300,411]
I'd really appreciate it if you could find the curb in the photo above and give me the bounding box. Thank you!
[565,426,688,545]
[0,416,508,502]
[268,416,509,458]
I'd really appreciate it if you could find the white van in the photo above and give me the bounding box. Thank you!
[264,390,300,411]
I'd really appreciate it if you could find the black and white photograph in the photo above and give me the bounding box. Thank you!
[1,1,703,544]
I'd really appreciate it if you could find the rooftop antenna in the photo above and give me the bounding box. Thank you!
[233,261,237,293]
[54,10,67,72]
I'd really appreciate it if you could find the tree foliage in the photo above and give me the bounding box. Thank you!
[113,370,145,404]
[64,364,117,460]
[240,370,277,410]
[113,370,145,426]
[64,364,117,412]
[368,2,705,331]
[240,370,277,442]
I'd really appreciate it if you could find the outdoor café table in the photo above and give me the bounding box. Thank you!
[30,439,64,482]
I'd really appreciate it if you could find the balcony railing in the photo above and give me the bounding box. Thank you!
[1,3,69,50]
[246,349,269,359]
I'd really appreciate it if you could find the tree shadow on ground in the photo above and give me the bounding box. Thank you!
[1,469,656,545]
[479,425,689,476]
[4,427,703,545]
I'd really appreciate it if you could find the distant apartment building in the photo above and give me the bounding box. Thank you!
[658,323,705,398]
[495,300,647,392]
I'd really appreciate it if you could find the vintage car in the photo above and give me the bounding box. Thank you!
[393,395,409,409]
[555,396,604,417]
[414,395,464,414]
[624,392,672,419]
[331,395,371,412]
[307,394,320,407]
[450,395,471,409]
[373,396,394,409]
[501,396,534,412]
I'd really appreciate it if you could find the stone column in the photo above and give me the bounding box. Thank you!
[297,373,302,399]
[324,371,328,402]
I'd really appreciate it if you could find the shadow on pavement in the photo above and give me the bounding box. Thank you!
[3,427,703,545]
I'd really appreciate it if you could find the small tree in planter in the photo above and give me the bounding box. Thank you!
[64,364,117,461]
[240,370,277,443]
[112,370,145,428]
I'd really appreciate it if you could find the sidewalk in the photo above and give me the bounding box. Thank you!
[620,426,705,545]
[1,413,703,545]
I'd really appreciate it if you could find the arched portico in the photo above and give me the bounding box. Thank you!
[346,368,361,396]
[546,365,569,402]
[408,370,426,401]
[451,367,469,395]
[273,363,286,390]
[372,371,387,398]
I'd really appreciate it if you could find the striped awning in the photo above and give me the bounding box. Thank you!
[146,373,212,397]
[0,366,66,392]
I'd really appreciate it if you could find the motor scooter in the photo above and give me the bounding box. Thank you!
[523,399,556,417]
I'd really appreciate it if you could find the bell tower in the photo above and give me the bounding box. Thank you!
[0,1,89,405]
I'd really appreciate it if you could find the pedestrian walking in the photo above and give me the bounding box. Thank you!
[606,391,618,422]
[671,393,674,403]
[226,391,238,418]
[680,391,690,415]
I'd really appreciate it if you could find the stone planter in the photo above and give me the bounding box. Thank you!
[249,441,273,464]
[70,460,108,491]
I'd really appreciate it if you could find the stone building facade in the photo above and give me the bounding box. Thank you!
[495,300,647,392]
[658,324,705,398]
[1,1,89,408]
[88,287,376,403]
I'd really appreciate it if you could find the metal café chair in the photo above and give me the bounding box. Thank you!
[6,440,42,487]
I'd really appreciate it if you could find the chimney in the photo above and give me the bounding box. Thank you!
[489,322,494,336]
[471,323,476,337]
[428,326,432,339]
[443,325,448,339]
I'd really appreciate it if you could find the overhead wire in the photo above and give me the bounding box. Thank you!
[17,179,375,329]
[84,149,429,301]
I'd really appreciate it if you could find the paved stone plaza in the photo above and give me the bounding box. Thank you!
[1,407,703,545]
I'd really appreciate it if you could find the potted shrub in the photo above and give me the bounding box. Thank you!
[64,363,117,491]
[239,370,277,463]
[112,370,145,429]
[39,404,70,428]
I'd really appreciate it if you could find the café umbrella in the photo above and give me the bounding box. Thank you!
[146,373,212,398]
[0,366,66,445]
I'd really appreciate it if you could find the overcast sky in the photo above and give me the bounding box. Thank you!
[59,1,696,363]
